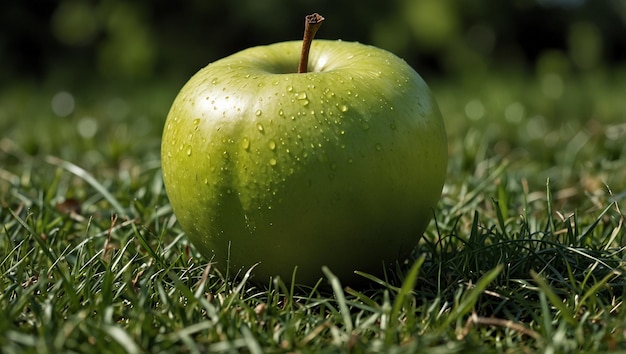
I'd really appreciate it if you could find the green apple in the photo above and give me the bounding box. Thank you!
[161,36,447,285]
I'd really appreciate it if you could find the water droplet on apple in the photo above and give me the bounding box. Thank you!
[256,123,264,132]
[269,158,277,166]
[287,85,293,92]
[272,81,279,86]
[222,151,230,159]
[375,143,382,151]
[255,109,262,116]
[299,99,309,106]
[268,140,276,150]
[186,147,192,156]
[278,109,284,116]
[339,105,348,112]
[390,122,397,130]
[296,92,307,99]
[241,137,250,150]
[211,78,218,84]
[361,122,370,131]
[203,178,209,185]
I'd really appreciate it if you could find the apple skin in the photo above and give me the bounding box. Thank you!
[161,39,447,286]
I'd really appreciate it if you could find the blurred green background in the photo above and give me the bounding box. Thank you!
[3,0,625,86]
[1,0,625,194]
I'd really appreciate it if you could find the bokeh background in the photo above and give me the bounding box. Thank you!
[1,0,625,193]
[3,0,625,86]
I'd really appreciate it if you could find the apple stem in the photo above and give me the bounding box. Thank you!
[298,13,325,74]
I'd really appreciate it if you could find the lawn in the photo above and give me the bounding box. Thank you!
[1,66,625,353]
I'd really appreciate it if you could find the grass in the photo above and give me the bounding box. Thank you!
[1,67,626,353]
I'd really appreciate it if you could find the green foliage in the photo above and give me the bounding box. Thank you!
[2,0,625,87]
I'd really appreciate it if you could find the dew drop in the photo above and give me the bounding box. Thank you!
[222,151,230,159]
[296,92,307,99]
[287,85,294,92]
[211,78,218,84]
[256,123,264,132]
[268,140,276,150]
[269,158,277,166]
[241,137,250,150]
[390,122,397,130]
[193,118,200,125]
[186,147,192,156]
[255,109,262,116]
[339,105,348,112]
[375,143,382,151]
[278,109,284,116]
[361,122,370,131]
[299,99,310,106]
